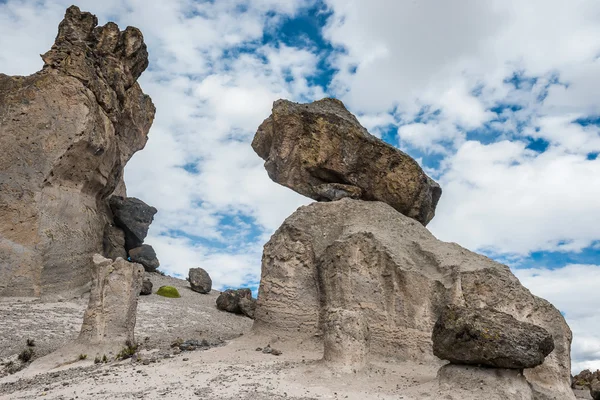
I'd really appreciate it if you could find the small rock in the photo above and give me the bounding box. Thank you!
[128,245,160,272]
[188,268,212,294]
[140,279,152,296]
[271,349,282,356]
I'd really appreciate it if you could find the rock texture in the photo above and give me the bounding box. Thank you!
[216,288,256,318]
[78,254,144,347]
[252,199,574,400]
[188,267,212,294]
[140,279,152,295]
[0,6,155,297]
[109,196,157,251]
[572,370,600,400]
[432,305,554,369]
[128,244,159,272]
[322,308,370,372]
[251,98,441,226]
[436,364,534,400]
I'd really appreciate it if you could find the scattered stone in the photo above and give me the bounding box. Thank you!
[252,98,442,226]
[140,280,153,296]
[323,308,369,372]
[432,305,554,369]
[262,345,272,354]
[255,347,263,352]
[110,196,158,251]
[0,5,155,297]
[128,245,160,272]
[78,255,144,348]
[271,349,282,356]
[216,288,255,318]
[182,358,189,362]
[188,268,212,294]
[156,286,181,298]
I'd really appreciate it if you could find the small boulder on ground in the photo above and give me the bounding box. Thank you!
[432,305,555,369]
[128,244,160,272]
[110,196,158,250]
[216,288,255,318]
[140,279,152,295]
[188,267,212,294]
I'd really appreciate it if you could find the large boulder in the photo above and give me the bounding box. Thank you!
[252,199,574,400]
[251,98,442,226]
[128,244,159,272]
[188,267,212,294]
[432,305,554,369]
[109,196,157,251]
[78,254,144,347]
[216,288,255,318]
[0,6,155,297]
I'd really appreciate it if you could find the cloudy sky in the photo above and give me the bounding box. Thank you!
[1,0,599,372]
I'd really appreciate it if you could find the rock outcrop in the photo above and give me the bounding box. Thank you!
[251,98,441,226]
[432,305,554,369]
[216,288,256,319]
[188,267,212,294]
[252,199,574,399]
[0,6,155,297]
[78,254,144,347]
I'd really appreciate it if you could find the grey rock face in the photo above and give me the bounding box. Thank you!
[432,305,554,369]
[0,6,155,297]
[252,199,574,400]
[216,288,254,318]
[188,267,212,294]
[140,279,152,295]
[323,308,370,372]
[78,255,144,346]
[110,196,157,250]
[251,98,441,225]
[128,244,159,272]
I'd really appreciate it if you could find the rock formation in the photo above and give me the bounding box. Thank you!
[251,98,441,226]
[0,6,156,297]
[78,254,144,347]
[109,196,157,251]
[216,288,256,319]
[322,308,370,372]
[252,199,574,399]
[572,369,600,400]
[188,267,212,294]
[432,305,554,369]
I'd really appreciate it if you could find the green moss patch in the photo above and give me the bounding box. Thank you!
[156,286,181,298]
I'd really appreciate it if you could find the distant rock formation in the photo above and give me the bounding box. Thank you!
[0,6,156,297]
[252,98,441,226]
[252,199,574,400]
[78,254,144,347]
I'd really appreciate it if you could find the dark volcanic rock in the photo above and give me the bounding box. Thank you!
[128,244,159,272]
[238,297,256,319]
[110,196,157,250]
[140,279,152,295]
[432,305,555,369]
[251,98,441,225]
[216,288,253,316]
[188,267,212,294]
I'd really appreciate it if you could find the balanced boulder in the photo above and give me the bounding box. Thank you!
[251,98,441,225]
[110,196,158,251]
[128,244,159,272]
[188,267,212,294]
[432,305,554,369]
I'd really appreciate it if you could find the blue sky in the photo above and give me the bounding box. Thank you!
[1,0,599,372]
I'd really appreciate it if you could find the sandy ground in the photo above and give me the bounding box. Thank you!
[0,274,587,400]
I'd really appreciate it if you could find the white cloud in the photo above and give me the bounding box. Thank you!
[515,264,600,372]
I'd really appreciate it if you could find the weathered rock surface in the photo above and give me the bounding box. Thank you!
[432,305,554,369]
[103,225,128,260]
[436,364,534,400]
[188,267,212,294]
[216,288,255,318]
[128,244,159,272]
[109,196,157,251]
[78,254,144,347]
[252,199,574,400]
[140,279,152,295]
[251,98,441,225]
[573,370,600,400]
[0,6,155,297]
[322,308,370,372]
